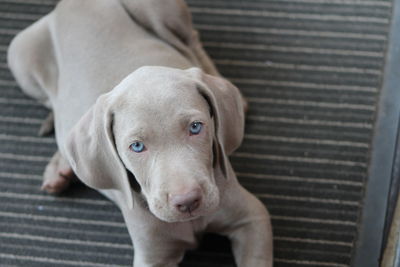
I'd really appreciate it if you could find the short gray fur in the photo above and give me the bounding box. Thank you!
[0,0,396,266]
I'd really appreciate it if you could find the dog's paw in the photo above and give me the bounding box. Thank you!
[42,152,76,194]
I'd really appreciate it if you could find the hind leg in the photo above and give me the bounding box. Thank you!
[8,15,67,193]
[38,111,54,136]
[8,15,58,137]
[42,151,76,194]
[8,15,57,109]
[119,0,219,75]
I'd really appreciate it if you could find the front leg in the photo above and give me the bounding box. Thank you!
[210,182,273,267]
[116,198,198,267]
[133,243,184,267]
[229,192,273,267]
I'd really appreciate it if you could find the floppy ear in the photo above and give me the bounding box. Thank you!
[188,68,245,156]
[64,94,134,209]
[188,68,245,178]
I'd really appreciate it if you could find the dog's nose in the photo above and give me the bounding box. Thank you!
[170,189,202,213]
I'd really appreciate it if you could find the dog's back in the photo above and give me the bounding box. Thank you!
[8,0,194,145]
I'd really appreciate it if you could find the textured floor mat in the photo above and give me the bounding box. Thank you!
[0,0,394,266]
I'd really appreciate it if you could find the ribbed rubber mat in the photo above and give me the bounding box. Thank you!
[0,0,393,266]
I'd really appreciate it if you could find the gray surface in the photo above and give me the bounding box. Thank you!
[0,0,395,266]
[352,0,400,265]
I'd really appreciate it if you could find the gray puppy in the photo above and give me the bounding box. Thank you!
[8,0,273,266]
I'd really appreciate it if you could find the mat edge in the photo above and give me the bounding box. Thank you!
[352,0,400,265]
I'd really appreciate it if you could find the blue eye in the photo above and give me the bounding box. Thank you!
[189,122,203,135]
[130,141,145,153]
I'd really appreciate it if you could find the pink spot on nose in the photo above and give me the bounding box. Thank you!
[169,188,202,213]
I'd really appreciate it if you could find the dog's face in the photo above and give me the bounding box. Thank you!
[113,72,219,222]
[65,67,245,223]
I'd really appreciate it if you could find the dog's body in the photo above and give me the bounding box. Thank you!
[8,0,273,266]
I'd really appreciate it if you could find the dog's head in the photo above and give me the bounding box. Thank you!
[64,66,245,222]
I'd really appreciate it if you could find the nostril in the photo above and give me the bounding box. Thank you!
[170,189,202,213]
[176,198,200,213]
[177,204,186,213]
[189,199,200,211]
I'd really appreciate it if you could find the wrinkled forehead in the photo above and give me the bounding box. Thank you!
[111,67,209,127]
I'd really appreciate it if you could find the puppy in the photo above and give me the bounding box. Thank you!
[8,0,273,266]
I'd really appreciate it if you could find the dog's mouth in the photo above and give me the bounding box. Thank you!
[148,194,220,223]
[141,177,220,223]
[173,212,201,222]
[134,191,206,222]
[152,208,208,223]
